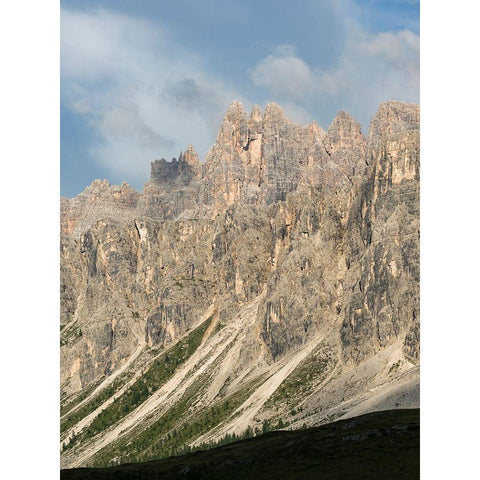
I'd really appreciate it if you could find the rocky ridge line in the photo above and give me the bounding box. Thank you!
[60,99,420,468]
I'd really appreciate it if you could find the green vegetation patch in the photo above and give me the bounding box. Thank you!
[60,378,104,419]
[91,374,265,467]
[61,376,127,434]
[61,344,162,429]
[64,318,211,450]
[263,346,335,412]
[60,324,84,347]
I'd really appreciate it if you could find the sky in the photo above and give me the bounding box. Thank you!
[60,0,419,197]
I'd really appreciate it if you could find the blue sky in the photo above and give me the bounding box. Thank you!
[61,0,419,197]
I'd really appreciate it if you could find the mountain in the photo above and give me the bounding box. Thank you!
[60,100,420,469]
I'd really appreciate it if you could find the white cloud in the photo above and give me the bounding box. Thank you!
[249,28,419,130]
[250,48,315,101]
[61,9,164,84]
[318,29,419,111]
[61,8,244,185]
[61,5,419,187]
[354,30,419,71]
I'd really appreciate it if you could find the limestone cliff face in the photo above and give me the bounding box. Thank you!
[199,102,328,213]
[258,190,345,360]
[61,216,217,395]
[60,100,419,467]
[340,107,419,365]
[61,100,419,384]
[324,111,367,179]
[61,180,139,236]
[368,101,420,141]
[200,101,253,213]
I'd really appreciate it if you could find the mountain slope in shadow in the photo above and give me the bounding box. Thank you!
[61,408,419,480]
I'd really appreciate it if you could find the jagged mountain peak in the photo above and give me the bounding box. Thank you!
[222,100,248,125]
[148,144,200,181]
[369,100,420,139]
[149,156,199,186]
[226,99,246,112]
[328,110,362,131]
[60,98,420,469]
[263,101,288,124]
[62,100,420,233]
[178,144,200,168]
[324,110,365,155]
[215,100,249,146]
[249,104,263,122]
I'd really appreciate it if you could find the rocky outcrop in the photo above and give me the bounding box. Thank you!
[60,216,218,395]
[61,180,139,236]
[340,104,419,365]
[199,102,328,213]
[324,110,367,179]
[368,101,420,142]
[61,99,419,379]
[140,145,202,220]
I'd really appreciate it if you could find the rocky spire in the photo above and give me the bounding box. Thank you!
[248,105,263,135]
[249,104,263,123]
[149,145,200,185]
[215,101,249,149]
[178,144,201,175]
[263,102,287,126]
[324,111,365,155]
[369,101,420,139]
[323,111,367,179]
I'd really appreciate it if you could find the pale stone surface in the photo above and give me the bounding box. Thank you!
[61,180,139,236]
[60,100,420,466]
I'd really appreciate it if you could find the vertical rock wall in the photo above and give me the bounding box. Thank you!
[60,100,420,395]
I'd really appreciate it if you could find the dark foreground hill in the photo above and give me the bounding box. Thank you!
[61,408,419,480]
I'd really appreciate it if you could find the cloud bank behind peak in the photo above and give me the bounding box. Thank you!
[61,1,419,196]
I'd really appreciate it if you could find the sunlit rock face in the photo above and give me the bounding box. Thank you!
[60,180,139,236]
[60,100,419,468]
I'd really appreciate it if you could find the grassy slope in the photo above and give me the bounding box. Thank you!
[61,408,420,480]
[88,347,268,467]
[62,318,212,451]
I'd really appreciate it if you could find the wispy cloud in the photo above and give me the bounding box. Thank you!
[249,27,419,129]
[61,2,419,190]
[61,8,244,184]
[250,48,316,101]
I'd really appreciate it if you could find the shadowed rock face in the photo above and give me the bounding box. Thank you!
[339,108,420,365]
[60,100,419,467]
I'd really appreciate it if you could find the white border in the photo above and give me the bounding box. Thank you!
[1,1,59,478]
[421,0,480,478]
[2,0,479,477]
